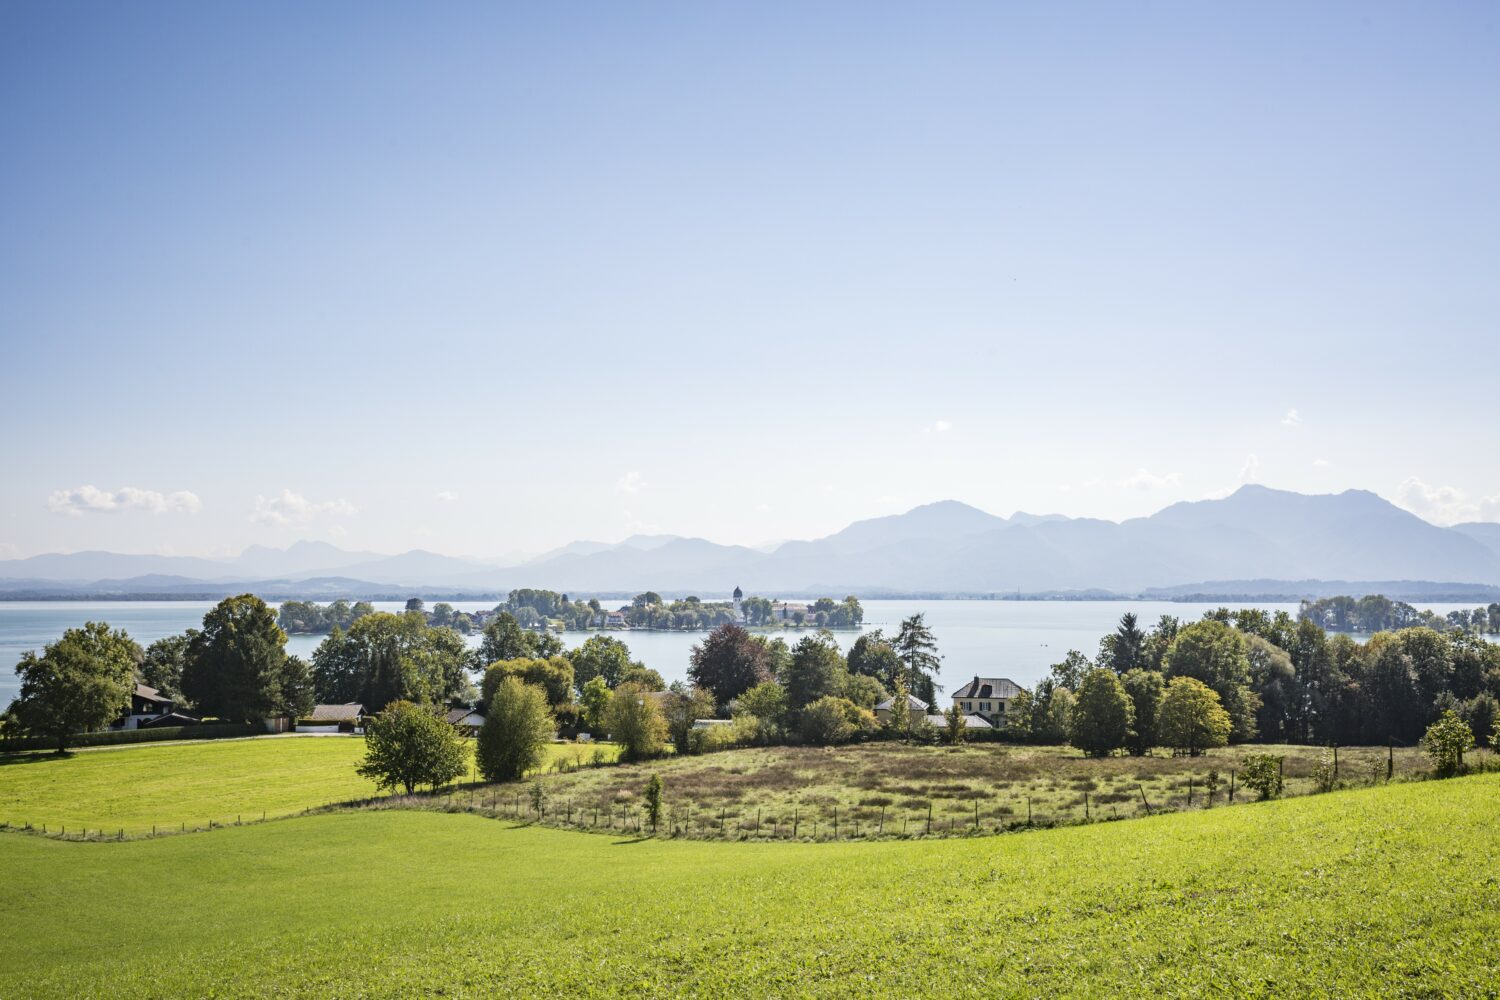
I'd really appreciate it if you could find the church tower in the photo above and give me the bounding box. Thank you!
[732,585,744,618]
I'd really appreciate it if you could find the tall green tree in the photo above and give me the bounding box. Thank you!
[568,635,640,690]
[481,656,574,709]
[476,678,555,782]
[313,612,473,712]
[1120,668,1165,755]
[182,595,291,722]
[1163,619,1259,741]
[1107,612,1146,673]
[140,631,194,703]
[688,624,771,712]
[846,630,903,688]
[1069,669,1134,757]
[356,701,467,794]
[892,614,942,705]
[782,631,845,711]
[11,622,139,752]
[662,683,717,752]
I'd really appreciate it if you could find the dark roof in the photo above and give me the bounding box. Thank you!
[952,676,1024,700]
[733,585,743,598]
[307,703,364,722]
[133,683,172,704]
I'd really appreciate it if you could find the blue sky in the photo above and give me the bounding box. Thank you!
[2,2,1497,560]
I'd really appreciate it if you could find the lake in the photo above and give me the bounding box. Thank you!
[0,598,1486,705]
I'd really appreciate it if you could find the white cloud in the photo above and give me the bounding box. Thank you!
[48,485,201,516]
[250,489,358,526]
[1312,458,1331,468]
[1396,476,1500,525]
[1239,454,1261,483]
[926,419,953,433]
[1120,468,1183,491]
[616,471,646,495]
[435,491,457,502]
[1281,408,1302,427]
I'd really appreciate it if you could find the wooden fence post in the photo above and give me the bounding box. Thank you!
[1137,785,1152,815]
[1084,792,1089,821]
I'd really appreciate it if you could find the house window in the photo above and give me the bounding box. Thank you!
[981,702,990,712]
[962,701,972,711]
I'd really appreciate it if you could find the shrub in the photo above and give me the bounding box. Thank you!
[800,696,860,745]
[1311,749,1337,793]
[1240,753,1283,800]
[1421,709,1472,777]
[477,677,555,782]
[605,682,668,761]
[356,701,468,794]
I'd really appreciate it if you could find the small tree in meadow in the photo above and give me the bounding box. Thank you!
[1240,753,1283,800]
[1421,709,1472,777]
[476,677,555,782]
[356,701,467,794]
[944,702,967,745]
[645,773,663,831]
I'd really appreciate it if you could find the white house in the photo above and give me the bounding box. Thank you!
[950,676,1023,728]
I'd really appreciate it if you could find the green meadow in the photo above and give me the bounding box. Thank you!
[1,772,1496,997]
[0,736,619,835]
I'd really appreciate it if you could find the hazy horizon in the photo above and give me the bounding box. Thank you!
[4,3,1497,561]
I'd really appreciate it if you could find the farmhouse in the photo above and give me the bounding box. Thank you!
[113,683,193,730]
[950,676,1023,728]
[446,707,485,736]
[298,703,365,734]
[874,693,930,728]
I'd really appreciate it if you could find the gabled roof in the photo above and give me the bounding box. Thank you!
[951,676,1024,700]
[133,683,172,704]
[446,708,485,726]
[876,693,929,711]
[923,713,992,729]
[307,703,364,722]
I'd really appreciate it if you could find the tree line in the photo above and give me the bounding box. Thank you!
[1299,595,1500,635]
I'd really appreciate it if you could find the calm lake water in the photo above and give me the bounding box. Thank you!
[0,598,1486,705]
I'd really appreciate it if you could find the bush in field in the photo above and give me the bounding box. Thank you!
[579,676,612,735]
[732,681,789,744]
[1241,753,1283,800]
[1311,748,1337,792]
[357,701,467,794]
[605,682,668,761]
[1069,669,1134,757]
[477,677,555,782]
[1421,709,1472,777]
[799,695,866,745]
[1157,677,1231,756]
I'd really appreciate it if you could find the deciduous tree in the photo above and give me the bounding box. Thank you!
[11,622,139,752]
[476,678,555,782]
[356,700,467,794]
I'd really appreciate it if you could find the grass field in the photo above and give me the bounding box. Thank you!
[0,736,619,835]
[1,772,1496,997]
[496,740,1466,837]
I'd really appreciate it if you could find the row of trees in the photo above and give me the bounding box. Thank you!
[7,595,316,750]
[1016,607,1500,753]
[1300,595,1500,635]
[277,599,376,634]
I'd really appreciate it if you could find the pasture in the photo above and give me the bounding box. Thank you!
[0,773,1496,997]
[0,735,618,835]
[508,740,1457,837]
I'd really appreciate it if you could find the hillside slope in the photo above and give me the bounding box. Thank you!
[1,774,1496,997]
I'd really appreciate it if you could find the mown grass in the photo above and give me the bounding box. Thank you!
[0,736,619,835]
[498,741,1466,837]
[1,773,1496,997]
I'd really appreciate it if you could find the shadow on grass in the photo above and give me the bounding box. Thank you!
[0,751,74,767]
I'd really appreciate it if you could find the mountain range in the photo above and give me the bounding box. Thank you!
[4,486,1500,599]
